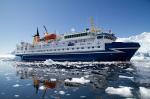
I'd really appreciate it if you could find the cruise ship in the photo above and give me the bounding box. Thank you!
[15,20,140,61]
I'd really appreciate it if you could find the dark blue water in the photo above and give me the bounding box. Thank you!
[0,60,150,99]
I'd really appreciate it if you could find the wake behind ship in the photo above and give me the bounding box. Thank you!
[15,19,140,61]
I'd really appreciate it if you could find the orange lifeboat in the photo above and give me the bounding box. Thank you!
[45,34,57,42]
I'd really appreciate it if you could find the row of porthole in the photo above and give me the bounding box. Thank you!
[23,46,101,53]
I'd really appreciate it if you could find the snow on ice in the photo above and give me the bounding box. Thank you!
[105,86,133,97]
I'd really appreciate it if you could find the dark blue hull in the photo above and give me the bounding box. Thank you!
[16,42,140,62]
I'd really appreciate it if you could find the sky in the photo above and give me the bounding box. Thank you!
[0,0,150,54]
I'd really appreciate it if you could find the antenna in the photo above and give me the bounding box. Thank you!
[43,25,48,33]
[90,17,96,32]
[90,17,101,33]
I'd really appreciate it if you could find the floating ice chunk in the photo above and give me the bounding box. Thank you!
[13,84,21,87]
[131,55,150,61]
[59,91,65,95]
[80,96,86,98]
[39,86,46,90]
[44,59,55,65]
[84,75,89,78]
[65,77,90,84]
[139,87,150,99]
[119,75,134,80]
[125,68,134,71]
[14,95,20,97]
[105,87,133,97]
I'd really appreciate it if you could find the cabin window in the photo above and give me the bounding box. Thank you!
[88,47,90,49]
[77,47,79,49]
[92,46,94,48]
[97,46,100,48]
[72,48,74,50]
[97,36,103,39]
[64,33,88,39]
[67,48,69,50]
[104,35,114,40]
[81,47,84,49]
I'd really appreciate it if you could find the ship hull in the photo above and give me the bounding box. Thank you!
[16,42,140,62]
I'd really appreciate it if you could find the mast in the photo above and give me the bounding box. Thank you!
[90,17,95,32]
[90,17,101,33]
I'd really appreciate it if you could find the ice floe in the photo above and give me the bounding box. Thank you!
[80,96,86,98]
[65,77,90,84]
[59,91,65,95]
[14,94,20,98]
[12,84,22,87]
[105,86,133,97]
[139,87,150,99]
[119,75,134,80]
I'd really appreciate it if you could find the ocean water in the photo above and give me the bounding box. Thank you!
[0,60,150,99]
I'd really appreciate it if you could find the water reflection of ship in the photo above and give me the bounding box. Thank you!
[32,76,57,97]
[14,62,133,98]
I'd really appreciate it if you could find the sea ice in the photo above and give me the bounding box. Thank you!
[105,86,133,97]
[59,91,65,95]
[80,96,86,98]
[139,87,150,99]
[65,77,90,84]
[14,95,20,98]
[119,75,134,80]
[13,84,21,87]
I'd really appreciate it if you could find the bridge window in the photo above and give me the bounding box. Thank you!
[104,35,114,40]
